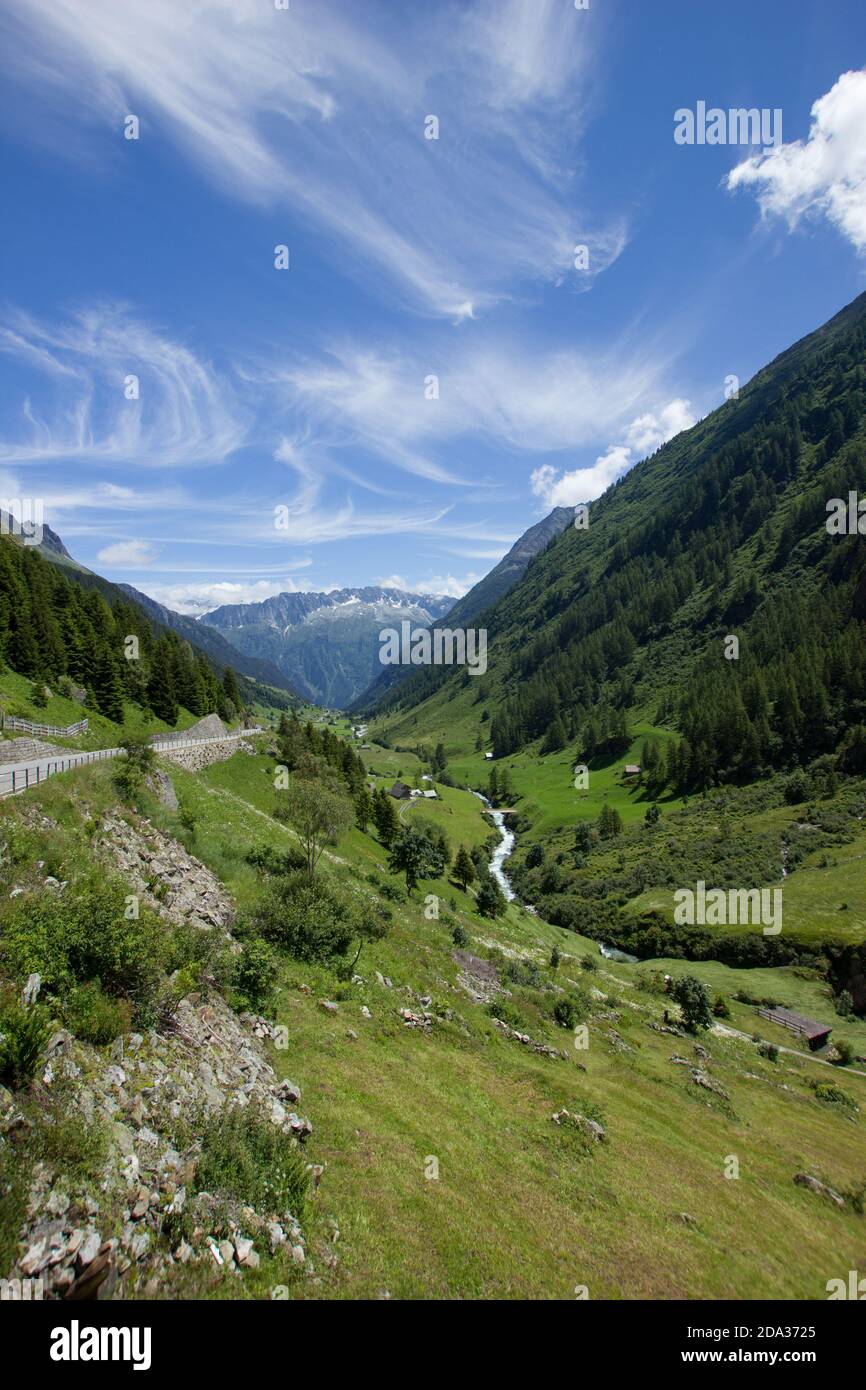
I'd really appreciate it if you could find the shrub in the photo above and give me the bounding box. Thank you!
[0,996,52,1089]
[812,1081,858,1112]
[245,844,306,877]
[712,994,731,1019]
[63,982,133,1045]
[757,1041,779,1063]
[834,1039,855,1066]
[0,880,167,1027]
[195,1104,308,1216]
[553,997,578,1029]
[231,938,278,1011]
[114,731,156,800]
[27,1074,109,1182]
[252,871,355,963]
[504,958,543,988]
[451,924,469,948]
[580,955,598,973]
[486,999,523,1028]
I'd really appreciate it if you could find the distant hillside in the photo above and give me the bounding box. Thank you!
[118,583,298,695]
[202,587,455,707]
[356,505,575,712]
[375,288,866,792]
[0,520,298,713]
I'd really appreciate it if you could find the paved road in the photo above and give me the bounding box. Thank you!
[0,729,262,797]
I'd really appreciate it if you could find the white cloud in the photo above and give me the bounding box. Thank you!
[96,538,156,567]
[419,572,482,599]
[624,399,694,455]
[0,305,245,466]
[143,578,305,616]
[2,0,625,317]
[530,399,695,508]
[375,571,479,599]
[727,69,866,252]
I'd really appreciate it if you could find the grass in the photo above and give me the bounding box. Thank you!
[4,748,866,1300]
[127,752,866,1296]
[0,669,208,752]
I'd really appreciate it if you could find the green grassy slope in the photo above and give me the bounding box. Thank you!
[12,749,859,1300]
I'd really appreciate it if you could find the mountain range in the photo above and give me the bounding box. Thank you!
[201,587,455,708]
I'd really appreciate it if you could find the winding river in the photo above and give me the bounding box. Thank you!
[473,789,639,962]
[473,791,516,901]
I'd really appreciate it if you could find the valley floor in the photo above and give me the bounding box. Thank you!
[2,738,865,1301]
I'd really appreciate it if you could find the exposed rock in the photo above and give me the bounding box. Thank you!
[690,1069,730,1100]
[99,813,234,933]
[148,769,178,810]
[493,1017,565,1060]
[452,949,503,1004]
[552,1109,605,1142]
[793,1173,845,1208]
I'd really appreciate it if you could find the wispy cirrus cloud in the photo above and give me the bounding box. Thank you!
[0,304,246,466]
[1,0,625,318]
[270,333,673,484]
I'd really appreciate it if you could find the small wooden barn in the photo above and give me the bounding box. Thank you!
[756,1007,832,1050]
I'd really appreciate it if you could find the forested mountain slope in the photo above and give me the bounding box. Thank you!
[0,534,278,728]
[374,290,866,792]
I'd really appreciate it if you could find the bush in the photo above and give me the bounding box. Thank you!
[834,1038,855,1066]
[245,844,307,877]
[114,731,156,800]
[504,958,543,988]
[0,880,167,1027]
[812,1081,858,1112]
[553,997,578,1029]
[757,1041,779,1063]
[712,994,731,1019]
[63,982,133,1045]
[580,955,598,973]
[486,999,523,1028]
[195,1104,308,1216]
[451,923,469,948]
[252,871,355,963]
[0,996,52,1089]
[231,938,278,1011]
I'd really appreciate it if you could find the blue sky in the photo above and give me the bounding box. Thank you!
[0,0,864,614]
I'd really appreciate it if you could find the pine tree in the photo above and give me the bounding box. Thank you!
[222,666,242,714]
[148,639,179,725]
[354,785,374,833]
[92,646,125,723]
[372,787,400,847]
[453,845,476,892]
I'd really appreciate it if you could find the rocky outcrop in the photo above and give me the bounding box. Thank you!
[492,1017,566,1060]
[793,1173,845,1208]
[552,1109,605,1142]
[99,814,234,932]
[2,995,314,1299]
[452,949,504,1004]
